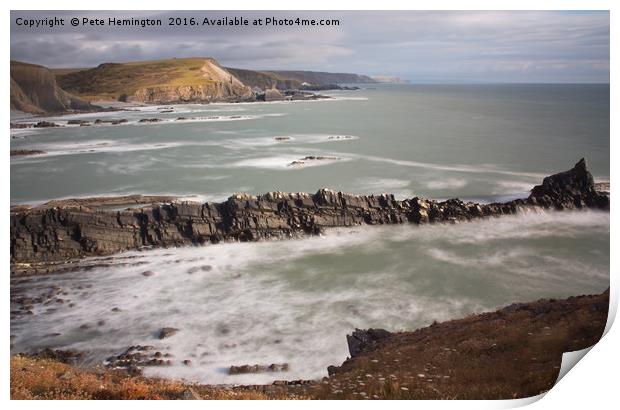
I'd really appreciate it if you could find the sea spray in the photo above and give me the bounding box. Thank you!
[10,210,609,384]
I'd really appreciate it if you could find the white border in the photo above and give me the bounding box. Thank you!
[3,1,616,409]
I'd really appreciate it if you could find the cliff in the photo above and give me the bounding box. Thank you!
[267,70,376,85]
[224,68,376,89]
[56,58,253,103]
[10,61,95,114]
[224,67,303,90]
[56,59,375,98]
[371,76,409,84]
[9,159,609,273]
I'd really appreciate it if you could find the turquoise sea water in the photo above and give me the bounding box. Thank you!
[10,84,610,384]
[10,84,609,204]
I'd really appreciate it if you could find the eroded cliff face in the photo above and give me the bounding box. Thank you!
[10,61,95,114]
[130,59,253,103]
[9,159,609,272]
[130,82,253,103]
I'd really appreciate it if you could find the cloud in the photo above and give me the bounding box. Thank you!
[10,10,609,83]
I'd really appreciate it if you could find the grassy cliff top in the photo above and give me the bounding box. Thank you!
[56,57,241,100]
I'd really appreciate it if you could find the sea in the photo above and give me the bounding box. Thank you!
[10,84,610,384]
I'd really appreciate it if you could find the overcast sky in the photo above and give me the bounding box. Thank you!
[10,10,609,83]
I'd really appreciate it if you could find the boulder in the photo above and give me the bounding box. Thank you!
[346,328,392,358]
[33,121,59,128]
[158,327,179,339]
[229,363,289,374]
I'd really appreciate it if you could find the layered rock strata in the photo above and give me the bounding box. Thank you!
[10,159,609,271]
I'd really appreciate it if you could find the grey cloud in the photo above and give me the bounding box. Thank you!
[10,10,609,83]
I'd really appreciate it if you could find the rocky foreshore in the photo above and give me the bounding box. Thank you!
[11,288,609,399]
[10,158,609,274]
[10,149,46,157]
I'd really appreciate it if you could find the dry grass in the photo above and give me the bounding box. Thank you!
[311,290,609,400]
[56,58,224,100]
[10,356,292,400]
[11,290,607,400]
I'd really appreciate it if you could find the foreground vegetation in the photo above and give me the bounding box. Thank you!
[10,356,302,400]
[11,289,608,400]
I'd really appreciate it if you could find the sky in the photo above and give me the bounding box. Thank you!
[10,10,610,83]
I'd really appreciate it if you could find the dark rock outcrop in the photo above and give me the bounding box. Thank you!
[158,327,179,339]
[67,119,90,125]
[229,363,289,375]
[10,150,46,157]
[288,156,342,166]
[33,121,59,128]
[105,345,172,373]
[321,289,609,399]
[346,328,392,358]
[529,158,609,209]
[93,119,128,125]
[10,123,33,129]
[254,89,329,102]
[9,159,609,272]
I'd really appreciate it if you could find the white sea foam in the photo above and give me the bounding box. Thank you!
[10,128,42,138]
[130,104,246,114]
[492,180,537,195]
[351,177,413,199]
[173,193,231,203]
[10,210,609,384]
[230,154,352,170]
[346,153,548,179]
[10,229,484,384]
[215,134,360,150]
[387,209,609,245]
[425,178,468,190]
[327,96,370,101]
[208,95,368,106]
[14,140,184,159]
[13,113,285,133]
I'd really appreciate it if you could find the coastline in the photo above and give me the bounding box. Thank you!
[8,11,613,403]
[9,88,340,123]
[11,288,609,400]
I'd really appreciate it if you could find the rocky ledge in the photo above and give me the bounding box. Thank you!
[309,288,610,399]
[10,158,609,273]
[10,149,46,157]
[11,288,609,399]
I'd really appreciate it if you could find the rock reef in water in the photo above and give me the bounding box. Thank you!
[229,363,289,375]
[9,159,609,272]
[10,150,46,157]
